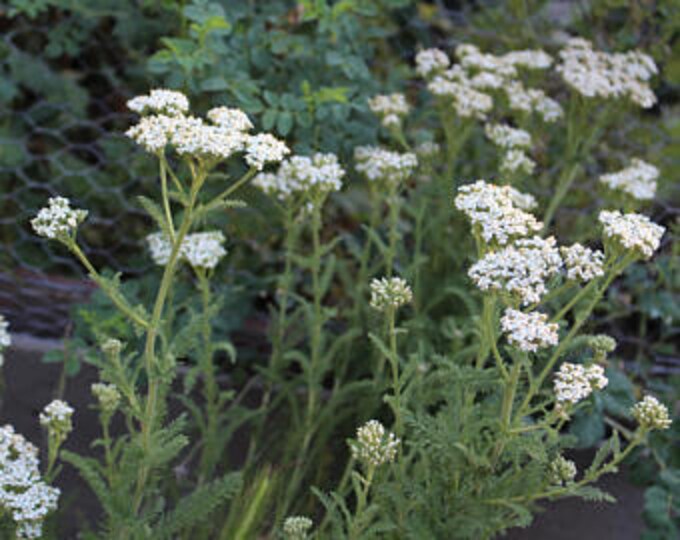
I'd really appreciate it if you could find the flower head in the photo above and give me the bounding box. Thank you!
[244,133,290,170]
[254,153,345,203]
[350,420,399,468]
[368,93,410,127]
[500,150,536,175]
[560,244,605,282]
[354,146,418,187]
[599,158,658,200]
[415,48,450,78]
[550,455,577,486]
[91,383,121,415]
[455,180,541,246]
[39,400,74,439]
[206,107,253,132]
[369,277,413,312]
[599,210,665,259]
[146,232,173,266]
[181,231,227,270]
[31,197,88,241]
[554,363,608,406]
[632,395,672,431]
[127,89,189,116]
[484,123,532,149]
[469,236,562,305]
[557,38,657,108]
[501,309,558,352]
[282,516,313,540]
[0,425,60,539]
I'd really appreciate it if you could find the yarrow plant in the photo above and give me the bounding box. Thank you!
[15,23,674,540]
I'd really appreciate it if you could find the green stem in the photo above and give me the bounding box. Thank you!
[132,170,202,514]
[197,269,219,481]
[69,243,149,329]
[159,156,176,241]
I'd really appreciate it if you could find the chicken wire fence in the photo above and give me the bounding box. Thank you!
[0,10,158,337]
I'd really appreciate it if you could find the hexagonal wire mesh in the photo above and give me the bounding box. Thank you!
[0,10,157,337]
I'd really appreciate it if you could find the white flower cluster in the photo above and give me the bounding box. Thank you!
[501,308,559,352]
[181,232,228,270]
[599,158,658,200]
[39,400,74,437]
[599,210,665,259]
[126,90,289,169]
[554,363,608,406]
[415,141,440,158]
[415,48,450,78]
[631,395,672,431]
[560,243,605,282]
[369,277,413,312]
[91,383,121,415]
[501,149,536,175]
[31,197,88,240]
[469,236,562,305]
[146,230,227,270]
[127,89,189,116]
[550,455,577,486]
[0,425,60,539]
[557,38,658,108]
[505,81,564,122]
[455,180,541,246]
[282,516,313,540]
[354,146,418,187]
[484,123,532,149]
[420,44,560,122]
[244,133,290,170]
[253,153,345,202]
[368,93,410,127]
[350,420,399,468]
[0,314,10,367]
[206,106,253,131]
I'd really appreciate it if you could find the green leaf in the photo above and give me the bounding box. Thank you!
[156,473,242,538]
[262,109,278,131]
[276,110,294,136]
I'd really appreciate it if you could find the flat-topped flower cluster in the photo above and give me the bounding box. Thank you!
[501,308,559,352]
[354,146,418,187]
[557,38,657,108]
[416,44,562,122]
[253,153,345,203]
[147,230,227,270]
[599,210,665,259]
[126,89,289,169]
[0,425,60,539]
[554,362,608,406]
[455,180,540,246]
[599,158,658,200]
[368,93,410,128]
[31,197,88,241]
